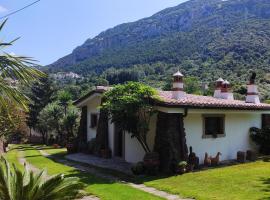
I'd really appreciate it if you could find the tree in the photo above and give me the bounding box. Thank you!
[0,157,84,200]
[36,109,51,144]
[102,82,158,153]
[27,76,54,137]
[61,106,80,143]
[57,90,72,115]
[0,104,22,139]
[0,19,44,111]
[38,102,64,145]
[184,77,202,95]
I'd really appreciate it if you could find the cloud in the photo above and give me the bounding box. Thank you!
[0,5,7,13]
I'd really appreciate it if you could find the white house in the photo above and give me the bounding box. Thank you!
[74,72,270,166]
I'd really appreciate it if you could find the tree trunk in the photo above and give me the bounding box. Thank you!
[154,111,188,173]
[29,127,32,143]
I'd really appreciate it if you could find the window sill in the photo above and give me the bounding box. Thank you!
[202,134,226,139]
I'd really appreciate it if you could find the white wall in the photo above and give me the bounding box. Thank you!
[108,120,115,155]
[184,112,261,163]
[86,95,101,141]
[124,114,157,163]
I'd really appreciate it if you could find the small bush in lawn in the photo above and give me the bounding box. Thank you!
[250,127,270,154]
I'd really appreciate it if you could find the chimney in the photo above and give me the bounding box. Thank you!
[214,78,224,98]
[220,80,234,100]
[172,71,185,100]
[246,72,260,104]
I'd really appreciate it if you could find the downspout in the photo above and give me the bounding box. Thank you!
[183,107,188,118]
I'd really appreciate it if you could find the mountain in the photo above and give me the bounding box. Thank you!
[47,0,270,99]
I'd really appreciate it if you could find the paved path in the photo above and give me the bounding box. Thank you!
[40,149,192,200]
[18,151,43,176]
[66,153,132,175]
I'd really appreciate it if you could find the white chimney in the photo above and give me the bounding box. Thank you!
[172,71,185,100]
[220,80,234,100]
[214,78,224,98]
[246,73,260,104]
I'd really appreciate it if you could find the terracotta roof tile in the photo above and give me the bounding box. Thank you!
[157,91,270,110]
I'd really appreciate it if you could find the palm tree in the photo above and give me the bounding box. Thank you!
[58,91,72,116]
[0,157,84,200]
[0,19,44,111]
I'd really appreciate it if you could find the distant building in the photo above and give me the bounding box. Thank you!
[52,72,81,80]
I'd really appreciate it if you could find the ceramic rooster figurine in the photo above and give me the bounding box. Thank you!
[204,153,211,166]
[210,152,222,166]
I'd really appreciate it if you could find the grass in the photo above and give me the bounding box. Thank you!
[140,160,270,200]
[4,145,24,171]
[15,145,163,200]
[9,144,270,200]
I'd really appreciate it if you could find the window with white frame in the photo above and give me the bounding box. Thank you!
[203,114,225,138]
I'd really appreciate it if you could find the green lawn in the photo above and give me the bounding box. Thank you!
[39,146,270,200]
[141,161,270,200]
[4,145,24,171]
[10,145,163,200]
[8,145,270,200]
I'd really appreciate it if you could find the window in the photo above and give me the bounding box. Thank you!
[262,114,270,129]
[203,115,225,138]
[90,113,98,128]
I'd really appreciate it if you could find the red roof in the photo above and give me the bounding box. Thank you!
[75,86,270,110]
[157,91,270,110]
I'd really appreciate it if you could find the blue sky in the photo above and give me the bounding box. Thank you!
[0,0,187,65]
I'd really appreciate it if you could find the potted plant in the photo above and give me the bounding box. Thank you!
[100,149,112,159]
[178,161,187,174]
[66,140,78,154]
[131,162,145,175]
[143,152,160,175]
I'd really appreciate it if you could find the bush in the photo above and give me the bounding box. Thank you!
[250,127,270,154]
[131,162,145,175]
[178,161,187,174]
[87,138,96,154]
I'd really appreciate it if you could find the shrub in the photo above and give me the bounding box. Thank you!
[0,157,84,199]
[178,161,187,168]
[178,161,187,174]
[131,162,145,175]
[250,127,270,154]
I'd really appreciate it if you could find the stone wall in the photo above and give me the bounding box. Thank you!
[154,111,188,173]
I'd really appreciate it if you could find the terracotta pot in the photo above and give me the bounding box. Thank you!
[66,143,77,154]
[179,167,186,174]
[143,152,160,175]
[100,149,112,159]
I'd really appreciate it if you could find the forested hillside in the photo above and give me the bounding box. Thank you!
[47,0,270,100]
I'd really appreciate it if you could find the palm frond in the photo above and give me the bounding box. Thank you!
[0,157,85,200]
[0,19,45,110]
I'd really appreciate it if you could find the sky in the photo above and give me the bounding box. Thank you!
[0,0,187,65]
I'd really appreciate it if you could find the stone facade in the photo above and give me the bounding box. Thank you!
[154,112,188,173]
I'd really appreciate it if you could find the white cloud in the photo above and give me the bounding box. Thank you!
[0,5,7,13]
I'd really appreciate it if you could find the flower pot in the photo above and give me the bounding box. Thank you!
[100,149,112,159]
[179,167,186,174]
[66,143,77,154]
[143,152,160,175]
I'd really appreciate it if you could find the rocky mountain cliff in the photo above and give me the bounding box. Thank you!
[47,0,270,98]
